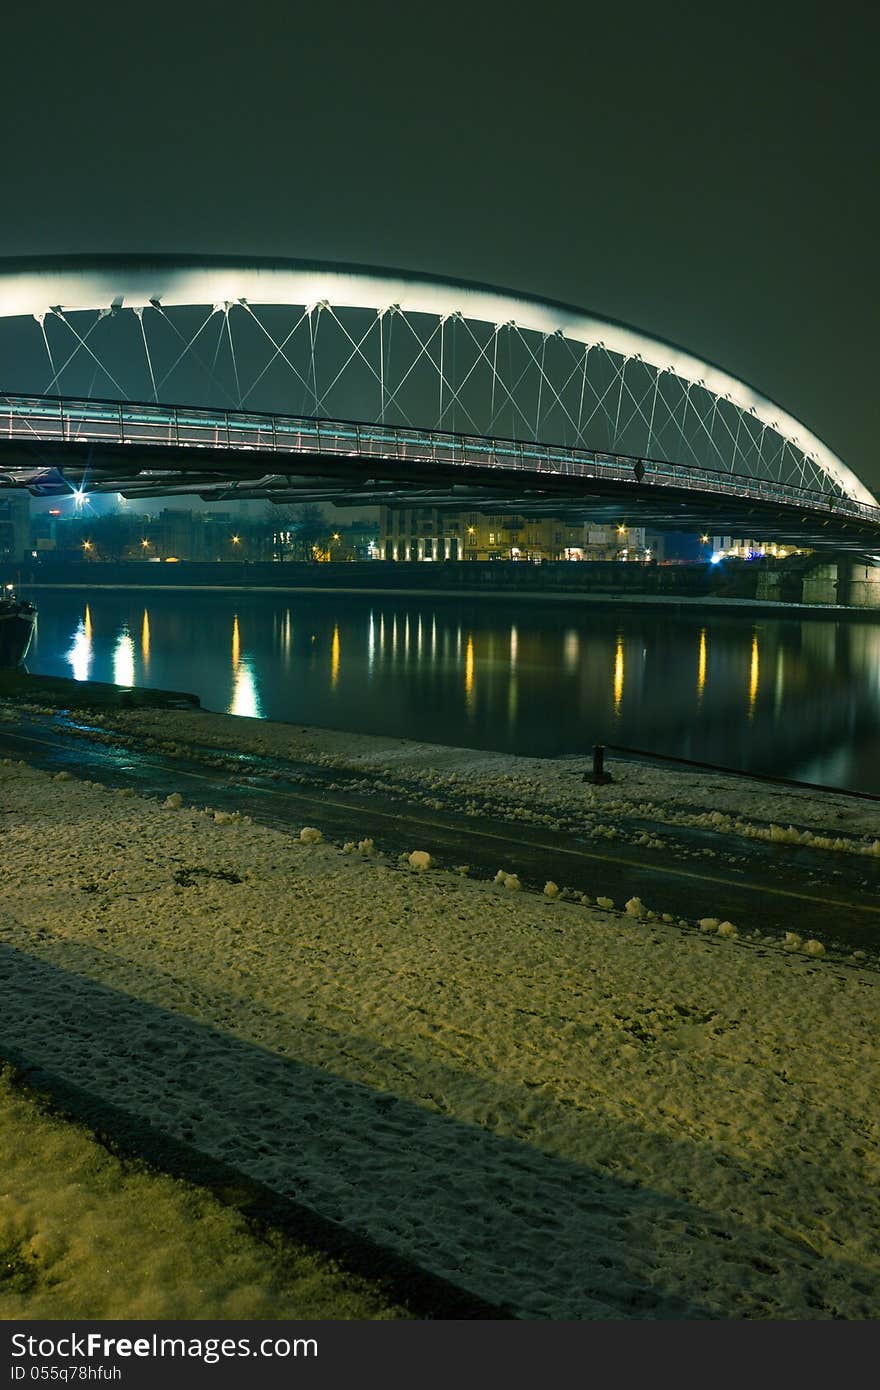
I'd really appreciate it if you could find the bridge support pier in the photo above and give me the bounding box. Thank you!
[801,562,839,605]
[839,560,880,608]
[755,567,803,603]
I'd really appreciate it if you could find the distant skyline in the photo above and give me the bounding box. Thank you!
[3,1,878,490]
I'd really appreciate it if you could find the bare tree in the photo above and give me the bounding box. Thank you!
[263,502,327,560]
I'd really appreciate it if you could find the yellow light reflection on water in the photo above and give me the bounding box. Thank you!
[367,611,375,676]
[68,611,93,683]
[613,635,624,716]
[141,610,150,668]
[774,647,785,716]
[465,634,475,713]
[229,613,262,718]
[331,624,340,688]
[510,625,519,670]
[113,628,135,687]
[564,629,579,672]
[697,627,707,701]
[230,660,262,718]
[749,632,760,719]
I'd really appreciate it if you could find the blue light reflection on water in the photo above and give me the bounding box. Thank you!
[27,588,880,793]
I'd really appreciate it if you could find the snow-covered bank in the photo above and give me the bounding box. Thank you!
[0,1066,407,1320]
[45,702,880,870]
[1,754,878,1318]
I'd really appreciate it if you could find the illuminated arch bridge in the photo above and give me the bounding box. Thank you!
[0,254,877,552]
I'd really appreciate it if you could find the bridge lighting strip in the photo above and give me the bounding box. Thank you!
[0,257,873,507]
[2,392,879,527]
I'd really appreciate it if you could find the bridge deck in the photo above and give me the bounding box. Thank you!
[2,394,879,551]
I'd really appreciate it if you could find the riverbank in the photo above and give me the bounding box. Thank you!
[0,1065,408,1320]
[1,710,878,1318]
[14,580,880,621]
[6,556,880,616]
[55,701,880,869]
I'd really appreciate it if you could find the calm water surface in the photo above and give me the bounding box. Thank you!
[25,588,880,794]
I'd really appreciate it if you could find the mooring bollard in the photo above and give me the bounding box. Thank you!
[584,743,613,784]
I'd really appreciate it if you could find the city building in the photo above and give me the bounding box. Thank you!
[378,507,647,561]
[710,536,806,561]
[0,493,30,564]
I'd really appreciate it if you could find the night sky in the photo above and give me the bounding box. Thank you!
[4,1,879,487]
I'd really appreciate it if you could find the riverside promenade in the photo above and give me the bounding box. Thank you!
[6,556,880,616]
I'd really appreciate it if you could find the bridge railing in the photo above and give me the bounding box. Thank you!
[2,393,879,526]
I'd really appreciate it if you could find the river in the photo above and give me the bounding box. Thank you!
[23,588,880,794]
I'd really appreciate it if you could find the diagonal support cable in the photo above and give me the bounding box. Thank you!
[133,308,159,403]
[225,308,243,409]
[239,303,312,405]
[42,310,123,396]
[152,304,239,406]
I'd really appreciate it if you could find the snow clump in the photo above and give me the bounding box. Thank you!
[716,921,738,938]
[596,896,614,910]
[803,939,826,958]
[544,881,560,898]
[783,932,802,952]
[299,826,324,844]
[408,851,433,872]
[52,771,71,782]
[625,896,646,918]
[214,810,241,825]
[357,838,375,855]
[698,918,720,933]
[163,793,183,810]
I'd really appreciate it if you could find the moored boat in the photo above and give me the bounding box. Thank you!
[0,585,36,668]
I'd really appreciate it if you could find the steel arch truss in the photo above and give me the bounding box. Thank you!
[0,255,875,509]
